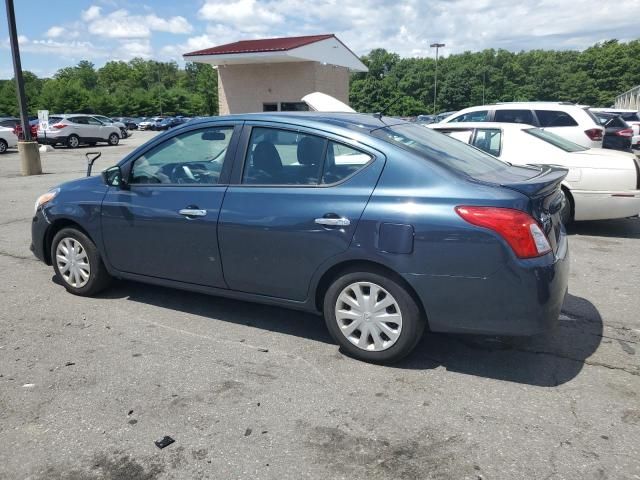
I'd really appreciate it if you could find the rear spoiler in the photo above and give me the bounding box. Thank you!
[501,165,568,198]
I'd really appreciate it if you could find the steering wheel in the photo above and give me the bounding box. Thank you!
[171,164,198,184]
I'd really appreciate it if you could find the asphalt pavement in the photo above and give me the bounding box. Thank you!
[0,131,638,479]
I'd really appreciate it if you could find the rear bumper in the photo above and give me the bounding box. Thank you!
[403,230,569,336]
[572,189,640,221]
[37,135,65,145]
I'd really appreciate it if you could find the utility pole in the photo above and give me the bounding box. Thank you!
[5,0,41,175]
[430,42,445,114]
[482,69,486,104]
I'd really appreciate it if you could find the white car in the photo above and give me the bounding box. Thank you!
[429,122,640,223]
[0,126,18,153]
[590,108,640,149]
[437,102,604,149]
[37,114,121,148]
[138,117,163,130]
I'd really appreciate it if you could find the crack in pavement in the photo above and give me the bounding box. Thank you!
[0,251,37,262]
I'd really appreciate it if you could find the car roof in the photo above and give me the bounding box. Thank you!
[184,112,408,132]
[431,122,534,131]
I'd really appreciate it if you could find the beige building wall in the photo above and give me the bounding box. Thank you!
[217,62,350,115]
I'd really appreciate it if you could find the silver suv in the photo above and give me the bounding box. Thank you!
[38,114,122,148]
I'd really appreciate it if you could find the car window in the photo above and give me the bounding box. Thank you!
[322,141,372,184]
[620,112,640,122]
[130,127,233,185]
[69,116,88,125]
[373,123,511,179]
[448,110,489,122]
[440,129,473,143]
[242,127,328,185]
[494,109,535,124]
[524,128,587,152]
[472,129,502,156]
[87,117,103,125]
[535,110,578,127]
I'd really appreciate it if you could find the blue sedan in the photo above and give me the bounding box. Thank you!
[31,113,569,363]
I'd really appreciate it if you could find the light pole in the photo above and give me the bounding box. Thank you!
[5,0,41,175]
[430,42,445,114]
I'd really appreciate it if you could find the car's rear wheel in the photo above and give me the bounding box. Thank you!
[120,128,128,139]
[66,134,80,149]
[323,269,425,363]
[51,228,112,296]
[0,139,7,153]
[108,133,119,146]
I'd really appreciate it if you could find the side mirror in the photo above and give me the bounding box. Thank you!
[102,165,130,190]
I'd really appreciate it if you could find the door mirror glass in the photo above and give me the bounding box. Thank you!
[102,165,122,186]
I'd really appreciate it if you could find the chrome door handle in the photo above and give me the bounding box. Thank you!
[179,209,207,217]
[315,217,350,227]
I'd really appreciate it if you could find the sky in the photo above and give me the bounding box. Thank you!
[1,0,640,79]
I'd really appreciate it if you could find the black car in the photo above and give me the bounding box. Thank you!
[593,112,633,152]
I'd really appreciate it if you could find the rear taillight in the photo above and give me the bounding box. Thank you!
[584,128,603,141]
[52,123,66,129]
[455,206,552,259]
[615,128,633,138]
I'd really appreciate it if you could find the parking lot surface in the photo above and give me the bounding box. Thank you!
[0,132,639,479]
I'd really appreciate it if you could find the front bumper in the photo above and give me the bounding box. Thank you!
[572,189,640,221]
[403,230,569,336]
[30,209,50,264]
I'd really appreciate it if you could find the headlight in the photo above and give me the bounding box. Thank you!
[34,188,59,213]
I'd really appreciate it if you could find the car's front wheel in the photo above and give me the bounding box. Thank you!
[108,133,119,146]
[323,269,425,363]
[51,228,112,296]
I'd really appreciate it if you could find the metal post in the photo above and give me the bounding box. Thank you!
[5,0,31,141]
[430,43,445,114]
[482,70,486,104]
[5,0,41,175]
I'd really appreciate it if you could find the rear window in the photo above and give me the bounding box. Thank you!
[524,128,587,152]
[494,109,535,124]
[620,112,640,122]
[535,110,578,127]
[373,123,511,179]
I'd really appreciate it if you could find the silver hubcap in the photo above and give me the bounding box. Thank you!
[0,141,6,152]
[56,237,90,288]
[69,137,79,147]
[110,134,118,144]
[335,281,403,352]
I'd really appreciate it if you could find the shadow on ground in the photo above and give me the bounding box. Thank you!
[88,278,601,387]
[567,217,640,239]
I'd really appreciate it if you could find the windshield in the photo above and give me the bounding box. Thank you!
[372,123,513,178]
[524,128,587,152]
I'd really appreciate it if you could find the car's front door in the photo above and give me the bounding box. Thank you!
[218,124,384,301]
[101,124,239,287]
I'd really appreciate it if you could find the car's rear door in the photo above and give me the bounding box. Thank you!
[217,123,385,301]
[101,123,240,287]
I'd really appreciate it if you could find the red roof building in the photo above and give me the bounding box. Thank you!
[183,34,367,115]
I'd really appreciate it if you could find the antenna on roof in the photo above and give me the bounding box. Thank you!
[373,94,404,119]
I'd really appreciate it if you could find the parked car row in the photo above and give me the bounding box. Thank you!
[137,116,192,131]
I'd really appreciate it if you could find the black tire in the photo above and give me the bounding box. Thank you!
[66,134,80,149]
[108,132,119,146]
[0,139,7,154]
[560,188,573,226]
[323,269,425,363]
[120,128,128,139]
[51,227,112,296]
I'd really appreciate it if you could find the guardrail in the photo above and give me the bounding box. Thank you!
[615,85,640,110]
